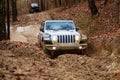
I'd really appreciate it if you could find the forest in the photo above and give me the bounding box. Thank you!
[0,0,120,40]
[0,0,120,80]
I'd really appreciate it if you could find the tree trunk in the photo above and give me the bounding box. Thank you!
[55,0,61,7]
[38,0,42,11]
[104,0,108,5]
[88,0,99,16]
[11,0,18,21]
[6,0,10,39]
[116,0,120,24]
[41,0,45,11]
[0,0,6,40]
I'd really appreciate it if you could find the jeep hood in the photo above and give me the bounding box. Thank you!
[45,30,80,36]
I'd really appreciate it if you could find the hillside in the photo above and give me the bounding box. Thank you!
[49,1,119,36]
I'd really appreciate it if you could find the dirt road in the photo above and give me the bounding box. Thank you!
[0,40,120,80]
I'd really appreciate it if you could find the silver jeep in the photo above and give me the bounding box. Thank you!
[38,20,87,58]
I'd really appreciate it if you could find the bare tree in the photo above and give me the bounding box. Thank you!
[104,0,108,5]
[54,0,61,7]
[11,0,18,21]
[0,0,6,40]
[116,0,120,24]
[88,0,99,16]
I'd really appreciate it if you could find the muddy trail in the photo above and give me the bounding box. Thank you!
[0,40,120,80]
[0,11,120,80]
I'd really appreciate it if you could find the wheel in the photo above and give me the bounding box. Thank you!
[43,44,50,54]
[81,49,87,55]
[44,49,55,59]
[49,51,55,59]
[29,9,34,13]
[77,49,86,55]
[42,43,55,59]
[38,40,42,47]
[81,50,84,55]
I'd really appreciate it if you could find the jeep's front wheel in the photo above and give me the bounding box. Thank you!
[43,45,55,59]
[49,51,56,59]
[44,49,55,59]
[77,49,87,55]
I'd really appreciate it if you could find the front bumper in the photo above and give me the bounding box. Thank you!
[45,43,87,51]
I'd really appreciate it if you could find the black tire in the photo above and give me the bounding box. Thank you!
[44,49,55,59]
[81,49,87,55]
[77,49,86,55]
[38,36,42,47]
[42,44,55,59]
[29,9,34,13]
[49,51,55,59]
[81,50,84,55]
[43,44,50,55]
[38,40,42,48]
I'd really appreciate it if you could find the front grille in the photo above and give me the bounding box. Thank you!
[57,35,75,43]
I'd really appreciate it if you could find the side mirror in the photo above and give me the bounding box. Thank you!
[76,27,79,31]
[40,27,44,32]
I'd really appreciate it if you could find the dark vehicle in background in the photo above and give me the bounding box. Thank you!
[29,2,40,13]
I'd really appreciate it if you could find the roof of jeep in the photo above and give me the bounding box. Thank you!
[44,20,74,22]
[30,2,39,7]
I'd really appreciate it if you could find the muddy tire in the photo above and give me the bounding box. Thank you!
[49,51,56,59]
[81,50,84,55]
[43,44,49,54]
[77,49,86,55]
[81,49,87,55]
[38,40,42,48]
[43,43,55,59]
[44,49,55,59]
[46,50,55,59]
[29,9,34,13]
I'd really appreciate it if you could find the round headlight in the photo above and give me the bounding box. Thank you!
[75,35,80,43]
[52,36,58,44]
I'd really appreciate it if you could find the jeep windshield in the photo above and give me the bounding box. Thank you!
[30,3,39,7]
[45,21,75,30]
